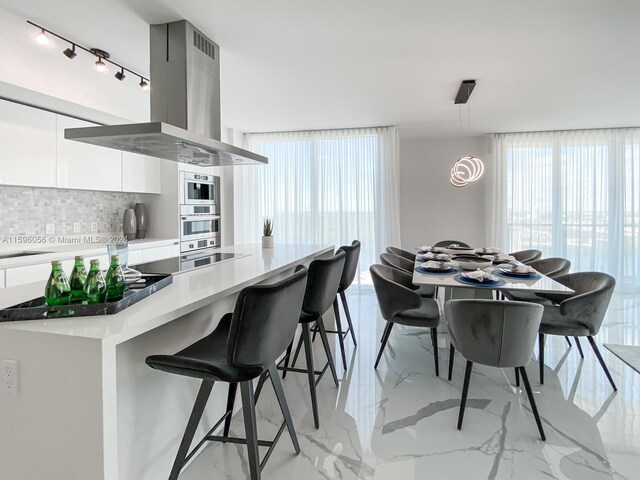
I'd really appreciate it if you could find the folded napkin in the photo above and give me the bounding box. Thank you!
[463,270,497,282]
[477,247,502,254]
[499,264,535,273]
[419,245,433,251]
[494,254,516,262]
[423,260,450,269]
[424,252,450,261]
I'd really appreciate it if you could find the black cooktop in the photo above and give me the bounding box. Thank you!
[135,252,242,275]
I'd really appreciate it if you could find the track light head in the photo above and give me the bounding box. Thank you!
[63,44,77,59]
[95,57,107,72]
[115,69,126,81]
[139,78,150,91]
[35,29,49,45]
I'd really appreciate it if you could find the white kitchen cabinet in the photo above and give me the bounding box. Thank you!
[0,100,57,188]
[122,152,162,194]
[56,115,122,192]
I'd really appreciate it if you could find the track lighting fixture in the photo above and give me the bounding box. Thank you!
[27,20,150,91]
[35,28,49,45]
[63,44,77,59]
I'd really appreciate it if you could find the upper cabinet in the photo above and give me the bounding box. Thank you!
[122,152,161,194]
[0,100,57,188]
[56,115,122,192]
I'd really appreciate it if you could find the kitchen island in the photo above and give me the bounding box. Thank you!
[0,243,334,480]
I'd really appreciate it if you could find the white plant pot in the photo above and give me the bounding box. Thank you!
[262,236,274,248]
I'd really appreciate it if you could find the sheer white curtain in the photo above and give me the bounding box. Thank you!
[491,128,640,291]
[234,127,400,283]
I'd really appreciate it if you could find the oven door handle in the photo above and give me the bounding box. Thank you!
[181,215,221,221]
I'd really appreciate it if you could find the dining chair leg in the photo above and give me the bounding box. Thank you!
[168,380,214,480]
[267,364,300,453]
[565,336,572,347]
[538,333,545,385]
[574,337,584,358]
[223,382,237,436]
[457,361,473,430]
[316,317,340,387]
[519,366,546,441]
[448,344,455,381]
[515,368,520,387]
[340,291,358,347]
[281,339,294,379]
[240,381,261,480]
[587,336,618,391]
[333,298,348,370]
[375,322,394,369]
[430,327,439,377]
[301,324,320,428]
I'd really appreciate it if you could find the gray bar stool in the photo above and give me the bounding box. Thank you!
[279,252,345,428]
[145,268,308,480]
[370,264,441,375]
[311,240,361,370]
[445,299,546,440]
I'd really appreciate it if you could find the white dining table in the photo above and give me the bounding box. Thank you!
[411,255,575,296]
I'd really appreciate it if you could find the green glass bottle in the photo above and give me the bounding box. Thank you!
[44,260,71,306]
[83,259,107,304]
[105,255,125,302]
[69,256,88,304]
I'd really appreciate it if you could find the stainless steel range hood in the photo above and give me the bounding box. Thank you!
[64,20,267,167]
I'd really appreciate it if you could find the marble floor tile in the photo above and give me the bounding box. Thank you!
[179,286,640,480]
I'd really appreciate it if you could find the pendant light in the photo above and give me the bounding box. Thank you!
[450,80,484,188]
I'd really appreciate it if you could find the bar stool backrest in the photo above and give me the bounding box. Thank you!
[445,299,543,368]
[227,268,308,369]
[337,240,361,292]
[302,251,346,317]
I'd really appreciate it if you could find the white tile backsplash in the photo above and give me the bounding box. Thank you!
[0,185,147,237]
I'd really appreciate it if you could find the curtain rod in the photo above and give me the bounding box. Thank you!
[245,124,394,136]
[494,125,640,136]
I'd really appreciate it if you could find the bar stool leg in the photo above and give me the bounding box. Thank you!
[301,324,320,428]
[316,318,340,387]
[223,383,237,436]
[290,334,304,371]
[333,298,348,370]
[574,337,584,358]
[514,368,520,387]
[267,364,300,453]
[240,381,261,480]
[168,380,214,480]
[340,291,358,346]
[281,339,294,379]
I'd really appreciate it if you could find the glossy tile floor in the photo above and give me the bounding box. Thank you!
[181,286,640,480]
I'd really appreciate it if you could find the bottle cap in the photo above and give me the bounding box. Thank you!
[51,260,61,266]
[75,255,84,261]
[90,259,100,265]
[111,255,119,261]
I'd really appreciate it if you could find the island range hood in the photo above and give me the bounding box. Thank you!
[64,20,267,166]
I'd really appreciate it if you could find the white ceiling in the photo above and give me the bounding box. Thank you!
[3,0,640,137]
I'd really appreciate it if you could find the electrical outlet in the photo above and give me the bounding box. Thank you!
[73,222,81,233]
[45,223,55,235]
[91,222,98,233]
[1,359,19,396]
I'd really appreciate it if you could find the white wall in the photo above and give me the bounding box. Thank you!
[398,133,492,250]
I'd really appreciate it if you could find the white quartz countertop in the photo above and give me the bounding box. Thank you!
[0,244,333,346]
[0,238,179,269]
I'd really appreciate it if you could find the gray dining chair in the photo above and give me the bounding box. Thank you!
[509,249,543,264]
[536,272,617,390]
[434,240,471,248]
[504,257,571,303]
[379,252,436,298]
[370,264,441,376]
[386,246,416,262]
[445,299,546,440]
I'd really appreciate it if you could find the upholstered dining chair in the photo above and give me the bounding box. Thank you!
[445,299,546,440]
[386,246,416,262]
[434,240,471,248]
[536,272,617,390]
[509,249,543,264]
[504,257,571,302]
[370,264,441,375]
[379,252,436,298]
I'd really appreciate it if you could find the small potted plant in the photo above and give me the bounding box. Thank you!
[262,218,274,248]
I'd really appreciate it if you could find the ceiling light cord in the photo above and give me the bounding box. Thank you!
[27,20,150,90]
